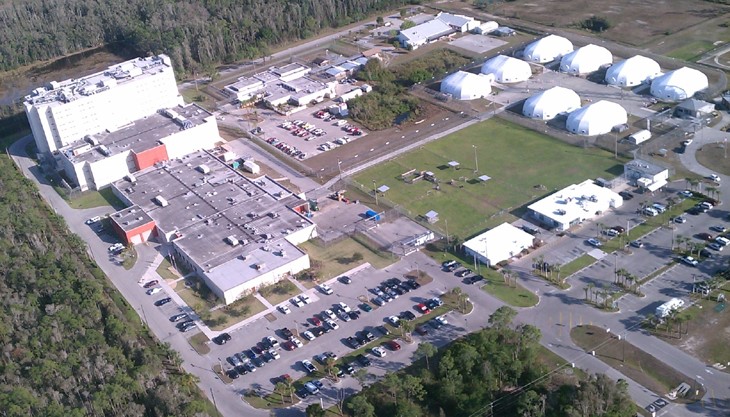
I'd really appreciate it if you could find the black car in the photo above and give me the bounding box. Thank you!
[170,313,189,323]
[155,297,172,307]
[280,328,294,339]
[177,320,195,329]
[312,326,326,337]
[235,364,249,375]
[341,364,355,375]
[406,280,420,290]
[391,286,404,296]
[446,262,461,272]
[400,311,416,321]
[296,387,310,399]
[429,319,443,329]
[252,345,264,355]
[387,277,402,286]
[466,275,484,285]
[339,276,352,284]
[376,325,390,336]
[262,352,274,363]
[226,369,240,379]
[415,326,429,336]
[243,349,256,360]
[455,269,472,278]
[425,299,439,310]
[348,311,360,320]
[355,334,368,345]
[347,336,362,349]
[356,354,371,367]
[700,248,713,258]
[398,283,411,293]
[619,191,634,200]
[251,356,265,368]
[213,332,231,345]
[360,303,373,313]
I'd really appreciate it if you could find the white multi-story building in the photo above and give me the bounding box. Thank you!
[24,54,182,155]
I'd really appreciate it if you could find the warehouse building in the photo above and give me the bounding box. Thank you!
[481,55,532,83]
[464,223,534,267]
[604,55,661,87]
[650,67,709,102]
[523,35,573,64]
[528,180,623,231]
[24,54,182,155]
[111,150,317,304]
[559,44,613,75]
[522,87,581,120]
[566,100,628,136]
[440,71,493,100]
[56,104,220,191]
[397,12,479,50]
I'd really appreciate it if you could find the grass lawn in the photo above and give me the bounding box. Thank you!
[571,325,704,401]
[667,40,715,61]
[207,295,268,331]
[300,236,396,280]
[156,258,181,282]
[66,187,125,210]
[121,246,137,270]
[243,390,299,409]
[560,254,597,278]
[259,280,300,306]
[695,142,730,176]
[189,332,211,355]
[354,117,625,240]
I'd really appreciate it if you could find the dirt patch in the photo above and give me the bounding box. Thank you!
[264,313,277,322]
[487,0,728,47]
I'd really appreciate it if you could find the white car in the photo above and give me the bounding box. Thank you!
[299,294,312,304]
[679,190,693,198]
[680,256,699,267]
[682,138,693,146]
[302,331,316,341]
[107,243,124,252]
[290,337,303,348]
[371,346,386,357]
[715,236,730,246]
[278,305,291,315]
[318,283,333,295]
[325,319,339,330]
[146,287,161,295]
[85,216,101,225]
[710,174,721,182]
[338,311,351,322]
[291,297,304,307]
[387,316,400,327]
[338,302,351,313]
[269,349,280,360]
[435,315,448,325]
[323,309,337,320]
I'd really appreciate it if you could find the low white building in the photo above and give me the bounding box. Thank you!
[523,35,573,63]
[566,100,627,136]
[624,159,669,192]
[481,55,532,83]
[440,71,492,100]
[474,21,498,35]
[528,179,623,231]
[464,223,534,267]
[397,12,479,49]
[522,86,581,120]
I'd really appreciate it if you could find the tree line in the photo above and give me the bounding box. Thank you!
[327,306,635,417]
[0,152,215,416]
[0,0,420,74]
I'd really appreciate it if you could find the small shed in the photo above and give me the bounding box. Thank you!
[365,210,381,221]
[424,210,439,224]
[478,175,491,183]
[448,161,460,169]
[493,26,516,37]
[674,99,715,119]
[376,185,390,193]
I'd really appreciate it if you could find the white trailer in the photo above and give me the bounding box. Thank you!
[628,129,652,145]
[655,298,684,318]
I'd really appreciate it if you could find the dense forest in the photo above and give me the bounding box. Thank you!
[0,152,214,416]
[0,0,419,74]
[335,307,636,417]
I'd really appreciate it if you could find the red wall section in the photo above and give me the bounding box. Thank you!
[133,144,169,170]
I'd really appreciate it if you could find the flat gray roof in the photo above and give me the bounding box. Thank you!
[61,103,212,164]
[112,150,313,282]
[110,205,154,232]
[625,159,667,176]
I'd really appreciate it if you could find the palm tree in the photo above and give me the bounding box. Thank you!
[707,186,717,200]
[586,283,595,303]
[324,357,337,381]
[274,381,288,404]
[400,320,414,343]
[675,315,687,339]
[583,286,590,301]
[625,274,635,293]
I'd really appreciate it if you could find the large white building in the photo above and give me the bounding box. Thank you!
[397,12,479,50]
[24,55,182,155]
[440,71,492,100]
[522,87,581,120]
[111,150,317,305]
[464,223,534,267]
[481,55,532,83]
[566,100,627,136]
[559,44,612,75]
[523,35,573,63]
[57,104,220,191]
[604,55,661,87]
[650,67,709,102]
[528,180,623,231]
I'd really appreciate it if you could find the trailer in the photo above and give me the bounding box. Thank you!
[628,129,652,145]
[655,298,684,319]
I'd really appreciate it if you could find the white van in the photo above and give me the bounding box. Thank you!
[643,207,659,217]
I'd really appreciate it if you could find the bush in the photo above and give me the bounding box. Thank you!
[581,15,611,32]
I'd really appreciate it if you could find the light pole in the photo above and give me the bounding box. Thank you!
[472,145,478,173]
[337,159,342,180]
[373,180,378,206]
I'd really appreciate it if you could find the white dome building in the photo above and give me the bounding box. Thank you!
[605,55,661,87]
[650,67,709,102]
[559,44,613,74]
[566,100,627,136]
[523,35,573,63]
[523,87,581,120]
[481,55,532,83]
[440,71,492,100]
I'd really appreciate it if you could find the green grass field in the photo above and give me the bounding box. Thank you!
[354,118,625,240]
[667,40,715,61]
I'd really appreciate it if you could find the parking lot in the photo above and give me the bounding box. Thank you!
[449,34,507,55]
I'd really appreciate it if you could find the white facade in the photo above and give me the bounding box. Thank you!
[624,159,669,191]
[481,55,532,83]
[566,100,627,136]
[464,223,534,267]
[24,55,182,155]
[523,35,573,63]
[435,12,480,32]
[559,44,612,75]
[522,87,581,120]
[159,117,220,160]
[528,179,623,231]
[605,55,661,87]
[650,67,709,102]
[397,19,453,49]
[440,71,492,100]
[474,21,498,34]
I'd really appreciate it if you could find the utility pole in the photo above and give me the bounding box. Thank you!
[373,180,378,206]
[337,159,342,180]
[472,144,478,173]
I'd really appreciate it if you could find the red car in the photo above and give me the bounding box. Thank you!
[416,303,431,315]
[386,340,401,351]
[310,316,322,326]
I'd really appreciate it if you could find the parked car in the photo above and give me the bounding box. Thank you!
[302,331,316,341]
[143,280,159,288]
[415,326,429,336]
[619,191,634,200]
[318,283,333,295]
[387,316,401,327]
[372,297,385,306]
[325,319,339,330]
[170,313,189,323]
[338,276,352,284]
[278,305,291,315]
[155,297,172,306]
[587,238,602,247]
[291,297,304,307]
[708,242,724,251]
[673,216,687,224]
[680,256,699,267]
[280,328,294,339]
[347,336,362,349]
[710,225,727,233]
[301,359,317,373]
[304,381,320,395]
[697,233,714,241]
[338,302,351,313]
[679,190,693,198]
[213,332,231,344]
[356,354,371,367]
[323,309,337,320]
[455,269,472,277]
[611,226,625,233]
[386,340,401,351]
[603,228,618,237]
[629,240,644,248]
[360,303,373,312]
[709,174,721,182]
[290,337,303,348]
[416,303,431,315]
[400,310,416,321]
[371,347,387,357]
